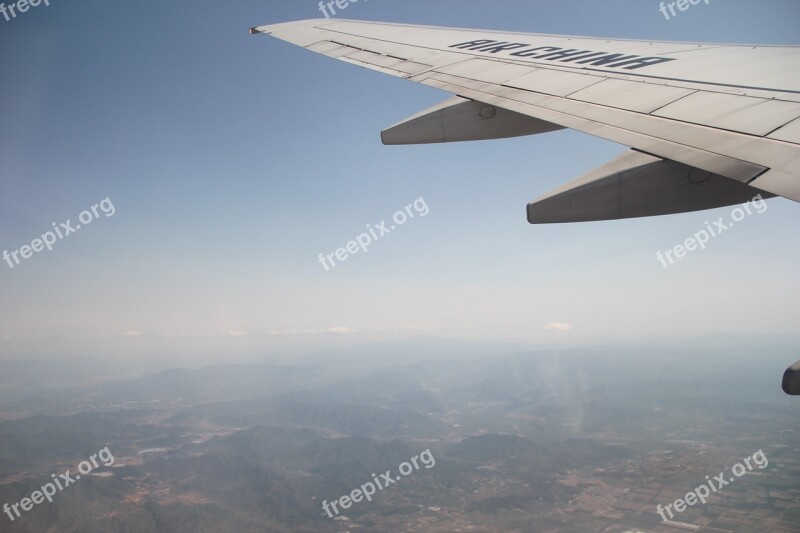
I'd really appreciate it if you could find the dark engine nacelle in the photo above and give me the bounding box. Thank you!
[782,360,800,396]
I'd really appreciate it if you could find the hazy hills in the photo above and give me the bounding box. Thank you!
[0,341,798,532]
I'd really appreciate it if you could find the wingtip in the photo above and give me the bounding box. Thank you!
[249,19,324,37]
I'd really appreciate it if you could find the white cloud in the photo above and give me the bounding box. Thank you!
[369,325,440,333]
[326,326,356,334]
[267,327,355,336]
[120,330,143,337]
[265,324,438,336]
[544,322,573,332]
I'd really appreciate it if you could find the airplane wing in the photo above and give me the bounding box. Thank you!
[250,19,800,223]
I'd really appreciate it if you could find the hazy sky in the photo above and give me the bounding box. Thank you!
[1,0,799,358]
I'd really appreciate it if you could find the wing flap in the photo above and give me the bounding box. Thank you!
[436,59,533,83]
[306,40,354,56]
[568,79,695,113]
[768,117,800,144]
[653,93,800,137]
[505,68,605,97]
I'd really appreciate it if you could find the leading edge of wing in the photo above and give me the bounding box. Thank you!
[249,18,800,49]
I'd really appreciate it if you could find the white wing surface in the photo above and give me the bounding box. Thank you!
[251,19,800,222]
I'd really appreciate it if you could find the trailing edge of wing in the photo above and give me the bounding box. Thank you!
[528,150,773,223]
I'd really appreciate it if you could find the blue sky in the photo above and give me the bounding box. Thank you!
[1,0,799,358]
